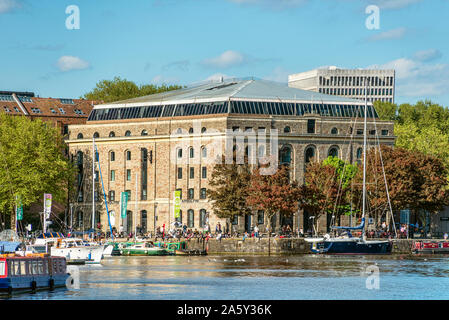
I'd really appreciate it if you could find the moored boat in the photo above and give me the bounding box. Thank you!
[120,242,171,256]
[0,254,69,294]
[414,240,449,254]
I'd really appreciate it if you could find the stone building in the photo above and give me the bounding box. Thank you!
[66,78,395,235]
[288,66,395,103]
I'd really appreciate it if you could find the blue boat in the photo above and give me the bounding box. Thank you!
[0,254,69,294]
[307,218,392,254]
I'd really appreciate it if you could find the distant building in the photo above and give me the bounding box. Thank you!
[0,90,97,136]
[288,67,395,103]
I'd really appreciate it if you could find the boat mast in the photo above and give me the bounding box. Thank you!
[92,137,95,233]
[362,77,368,239]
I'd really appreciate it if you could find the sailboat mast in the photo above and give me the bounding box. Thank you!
[362,77,368,221]
[92,137,95,231]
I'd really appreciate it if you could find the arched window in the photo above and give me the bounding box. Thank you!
[328,146,339,158]
[201,147,207,158]
[188,188,194,199]
[126,150,131,161]
[141,129,148,136]
[258,145,265,157]
[200,188,207,199]
[76,151,83,165]
[77,133,83,139]
[110,151,115,162]
[284,126,291,133]
[201,127,206,133]
[93,132,99,138]
[187,209,194,228]
[280,146,292,165]
[331,127,338,134]
[305,145,316,165]
[109,131,115,137]
[356,147,363,160]
[189,128,194,134]
[177,148,183,159]
[125,130,131,137]
[200,209,207,228]
[176,128,182,134]
[189,147,194,159]
[141,210,147,233]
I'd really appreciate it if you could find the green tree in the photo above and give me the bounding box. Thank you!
[207,156,252,231]
[0,114,75,229]
[83,76,183,103]
[373,100,398,121]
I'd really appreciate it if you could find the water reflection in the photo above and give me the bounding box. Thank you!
[4,254,449,300]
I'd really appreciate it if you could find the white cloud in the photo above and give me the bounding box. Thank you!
[369,51,449,98]
[366,27,407,42]
[151,74,179,84]
[202,50,247,69]
[413,49,442,62]
[0,0,20,13]
[263,67,292,83]
[204,73,234,82]
[56,56,90,72]
[368,0,422,10]
[228,0,307,7]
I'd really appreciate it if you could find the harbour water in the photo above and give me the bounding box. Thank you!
[4,254,449,300]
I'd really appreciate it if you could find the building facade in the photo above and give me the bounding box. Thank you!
[288,67,395,103]
[66,79,395,235]
[0,90,96,136]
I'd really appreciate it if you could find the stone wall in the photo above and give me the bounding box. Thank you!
[184,237,416,255]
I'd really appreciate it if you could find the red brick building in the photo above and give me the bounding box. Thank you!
[0,90,98,136]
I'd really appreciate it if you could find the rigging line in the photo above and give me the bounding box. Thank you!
[330,107,360,227]
[94,143,115,241]
[372,115,398,238]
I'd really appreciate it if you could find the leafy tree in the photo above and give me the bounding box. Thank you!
[300,157,357,233]
[83,76,183,103]
[373,100,398,121]
[0,114,75,229]
[352,145,449,229]
[207,156,252,230]
[246,165,302,233]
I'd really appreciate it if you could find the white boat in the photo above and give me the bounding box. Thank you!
[32,233,104,264]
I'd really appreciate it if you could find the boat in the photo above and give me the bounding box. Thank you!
[307,78,394,255]
[119,242,172,256]
[0,253,69,294]
[413,240,449,254]
[32,233,104,264]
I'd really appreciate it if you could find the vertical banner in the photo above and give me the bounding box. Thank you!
[174,190,181,220]
[44,194,52,219]
[16,196,23,221]
[121,192,128,218]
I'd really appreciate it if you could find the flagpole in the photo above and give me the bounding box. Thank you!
[92,137,96,233]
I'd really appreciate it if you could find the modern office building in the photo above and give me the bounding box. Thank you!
[66,78,395,235]
[288,67,395,103]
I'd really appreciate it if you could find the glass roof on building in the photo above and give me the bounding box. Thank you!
[88,78,377,121]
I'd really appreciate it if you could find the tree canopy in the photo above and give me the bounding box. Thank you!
[0,114,75,228]
[82,76,183,103]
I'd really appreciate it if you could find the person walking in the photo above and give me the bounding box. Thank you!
[254,225,259,238]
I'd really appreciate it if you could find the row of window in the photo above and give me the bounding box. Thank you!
[318,87,393,96]
[3,106,20,113]
[87,101,378,122]
[176,209,208,228]
[318,75,394,87]
[177,167,208,179]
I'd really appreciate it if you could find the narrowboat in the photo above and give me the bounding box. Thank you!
[0,254,69,294]
[414,241,449,254]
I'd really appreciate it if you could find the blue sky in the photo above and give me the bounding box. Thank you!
[1,0,448,106]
